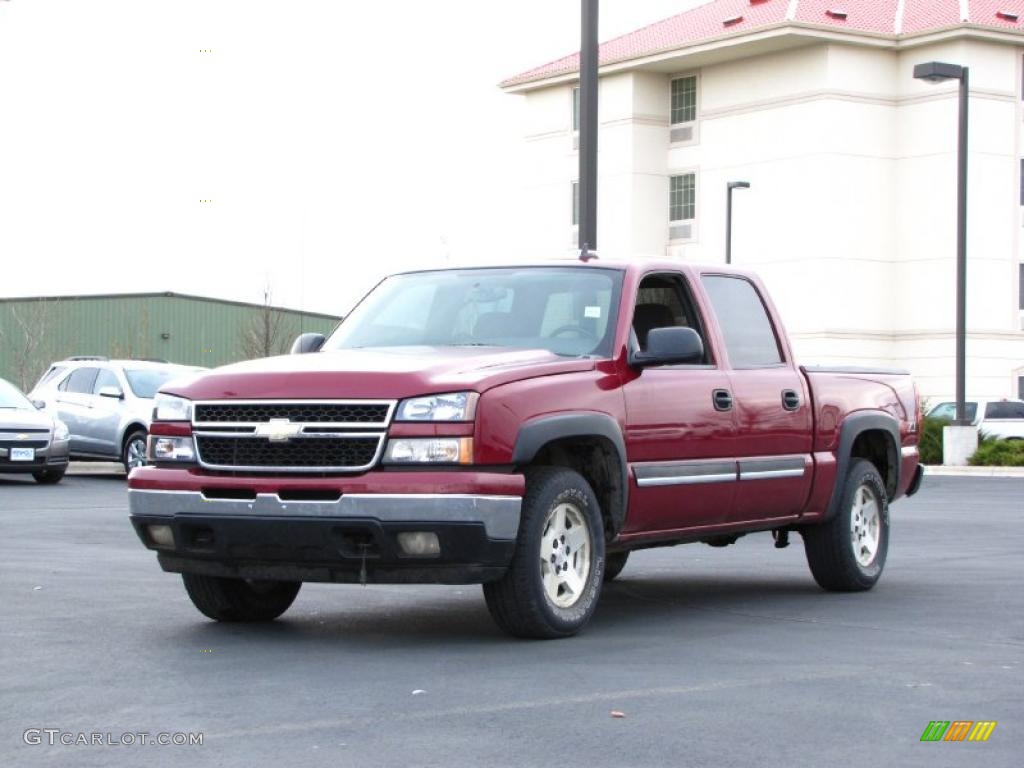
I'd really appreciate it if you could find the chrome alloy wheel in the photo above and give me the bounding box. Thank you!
[126,437,147,470]
[539,501,592,608]
[850,485,881,567]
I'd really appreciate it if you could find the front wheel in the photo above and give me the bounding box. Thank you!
[483,467,605,639]
[182,574,301,622]
[32,469,65,485]
[123,429,148,474]
[802,459,889,591]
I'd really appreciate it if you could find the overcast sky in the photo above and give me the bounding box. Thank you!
[0,0,704,315]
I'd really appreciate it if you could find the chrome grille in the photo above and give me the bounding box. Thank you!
[193,399,394,428]
[191,399,395,473]
[194,402,392,426]
[195,435,381,470]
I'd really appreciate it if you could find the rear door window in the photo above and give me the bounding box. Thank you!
[984,401,1024,419]
[701,276,783,368]
[64,367,99,394]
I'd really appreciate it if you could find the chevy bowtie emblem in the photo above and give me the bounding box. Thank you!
[255,419,302,442]
[17,434,30,440]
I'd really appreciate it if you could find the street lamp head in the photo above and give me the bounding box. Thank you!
[728,181,751,190]
[913,61,965,83]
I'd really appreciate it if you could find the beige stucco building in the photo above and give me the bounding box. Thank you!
[503,0,1024,401]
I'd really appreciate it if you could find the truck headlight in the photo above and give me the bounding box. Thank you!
[395,392,477,422]
[153,394,193,422]
[53,420,69,441]
[383,437,473,465]
[149,436,196,462]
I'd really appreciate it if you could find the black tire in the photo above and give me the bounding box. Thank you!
[802,459,889,591]
[603,551,630,582]
[32,470,65,485]
[182,573,301,622]
[122,429,148,474]
[483,467,605,639]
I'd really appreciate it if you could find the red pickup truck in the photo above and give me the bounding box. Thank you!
[129,261,923,638]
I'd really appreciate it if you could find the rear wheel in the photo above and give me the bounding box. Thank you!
[122,430,148,473]
[483,467,605,638]
[182,573,301,622]
[32,469,65,485]
[802,459,889,591]
[603,551,630,582]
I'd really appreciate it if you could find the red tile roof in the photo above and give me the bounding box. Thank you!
[502,0,1024,88]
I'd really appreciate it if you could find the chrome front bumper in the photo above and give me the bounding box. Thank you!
[128,489,523,540]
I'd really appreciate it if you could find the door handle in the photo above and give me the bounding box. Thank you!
[782,389,801,411]
[713,389,733,412]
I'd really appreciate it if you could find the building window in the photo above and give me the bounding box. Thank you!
[669,173,696,241]
[1019,263,1023,310]
[572,86,580,132]
[671,76,697,125]
[670,174,696,222]
[571,181,580,227]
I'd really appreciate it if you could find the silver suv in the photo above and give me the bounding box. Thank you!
[30,358,204,472]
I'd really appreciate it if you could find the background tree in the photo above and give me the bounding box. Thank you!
[240,287,297,360]
[3,299,58,391]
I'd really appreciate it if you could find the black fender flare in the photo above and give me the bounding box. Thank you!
[511,412,629,533]
[826,411,901,519]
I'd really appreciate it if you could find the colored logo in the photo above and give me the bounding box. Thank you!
[920,721,996,742]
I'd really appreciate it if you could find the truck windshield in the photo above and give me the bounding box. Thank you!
[324,267,623,357]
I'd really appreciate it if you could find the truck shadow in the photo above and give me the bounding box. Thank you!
[163,573,829,650]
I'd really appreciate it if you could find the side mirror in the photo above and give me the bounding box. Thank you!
[290,332,326,355]
[32,399,47,410]
[631,327,704,368]
[98,386,124,399]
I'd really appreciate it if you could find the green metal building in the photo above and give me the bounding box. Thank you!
[0,292,341,391]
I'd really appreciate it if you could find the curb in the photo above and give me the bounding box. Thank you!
[924,465,1024,478]
[67,462,125,476]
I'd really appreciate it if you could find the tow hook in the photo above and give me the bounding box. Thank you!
[773,529,790,549]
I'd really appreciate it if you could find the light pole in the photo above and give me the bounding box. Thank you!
[578,0,599,260]
[914,61,974,465]
[913,61,969,427]
[725,181,750,265]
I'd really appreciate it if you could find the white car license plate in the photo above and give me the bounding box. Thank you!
[10,448,35,462]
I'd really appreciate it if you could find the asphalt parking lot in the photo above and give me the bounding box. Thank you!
[1,473,1021,768]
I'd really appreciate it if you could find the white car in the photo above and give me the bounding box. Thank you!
[927,399,1024,440]
[29,357,205,472]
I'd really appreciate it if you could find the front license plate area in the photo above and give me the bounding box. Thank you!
[10,448,35,462]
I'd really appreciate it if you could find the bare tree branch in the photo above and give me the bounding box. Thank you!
[7,299,57,391]
[239,287,294,360]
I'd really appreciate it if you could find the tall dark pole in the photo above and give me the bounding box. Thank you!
[725,181,749,265]
[578,0,598,257]
[913,61,971,428]
[954,68,969,426]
